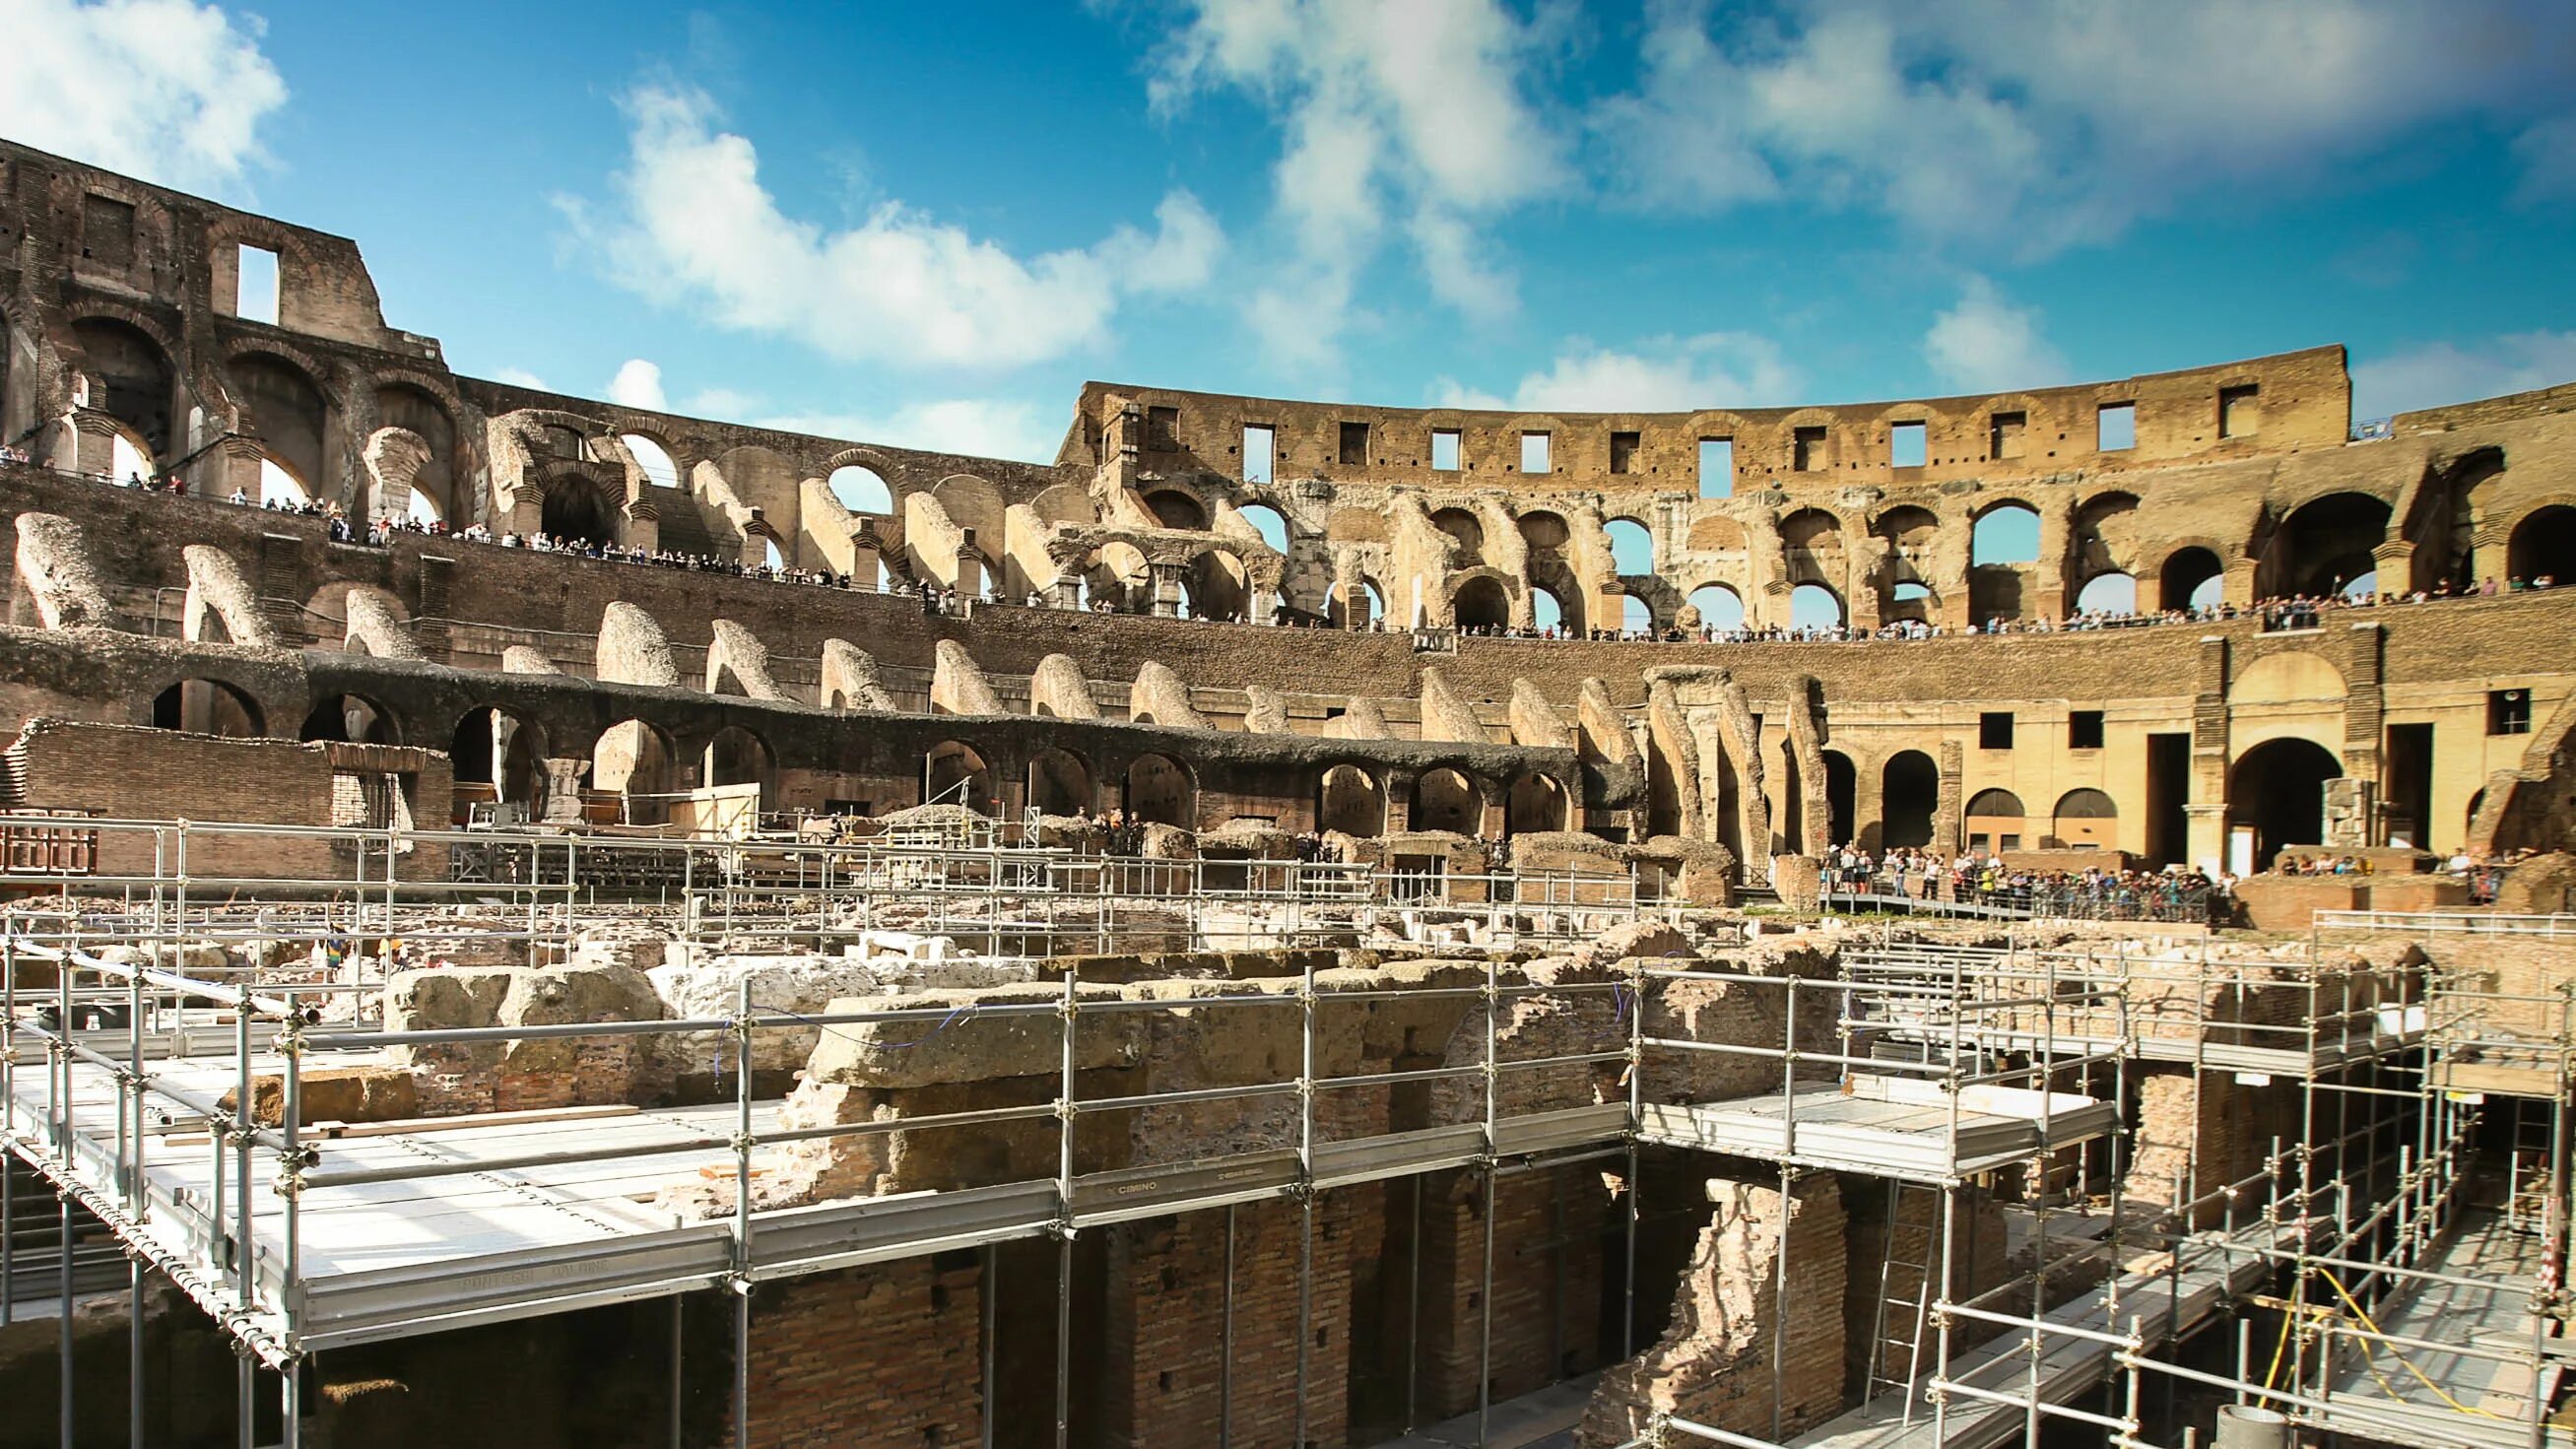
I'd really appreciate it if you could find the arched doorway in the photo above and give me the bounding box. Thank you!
[593,719,677,823]
[2160,547,2224,611]
[2507,506,2576,583]
[2226,738,2342,870]
[1504,772,1568,835]
[2271,494,2392,598]
[1823,753,1856,847]
[1790,583,1843,630]
[924,741,994,812]
[1027,749,1093,817]
[1318,765,1386,836]
[1882,752,1936,849]
[1413,768,1482,835]
[1685,583,1746,632]
[449,707,546,815]
[299,693,397,744]
[1452,575,1508,630]
[1970,502,2040,622]
[2075,572,2137,616]
[152,679,263,737]
[541,476,620,547]
[1123,754,1195,827]
[1430,508,1486,566]
[702,725,774,811]
[828,464,894,514]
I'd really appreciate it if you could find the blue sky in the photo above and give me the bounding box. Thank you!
[7,0,2575,462]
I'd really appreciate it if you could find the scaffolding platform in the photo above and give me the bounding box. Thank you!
[1633,1077,2117,1181]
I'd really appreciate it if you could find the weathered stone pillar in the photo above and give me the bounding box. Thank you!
[540,758,586,824]
[1150,561,1186,617]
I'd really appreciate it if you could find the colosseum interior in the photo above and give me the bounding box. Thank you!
[0,136,2572,1449]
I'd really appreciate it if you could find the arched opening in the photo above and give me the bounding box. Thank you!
[622,434,681,490]
[702,725,774,811]
[1790,583,1844,630]
[1081,542,1151,614]
[448,707,546,813]
[1685,584,1746,632]
[1823,752,1856,847]
[1781,508,1844,592]
[2507,505,2576,584]
[227,354,332,498]
[541,476,619,548]
[1452,575,1509,630]
[299,693,397,745]
[2049,787,2118,850]
[1885,580,1934,623]
[1318,765,1386,836]
[1123,754,1195,827]
[1413,768,1482,834]
[760,537,784,573]
[375,384,457,521]
[1620,595,1653,635]
[1431,507,1486,567]
[1964,788,2027,854]
[827,464,894,514]
[151,679,262,737]
[1970,502,2040,623]
[2272,493,2392,598]
[1027,748,1093,817]
[1518,511,1569,553]
[592,719,677,823]
[1236,503,1290,554]
[1182,550,1248,621]
[924,741,995,812]
[2161,547,2225,612]
[1606,517,1654,574]
[71,318,175,458]
[2226,738,2342,870]
[1504,772,1568,835]
[1144,490,1207,531]
[260,457,307,507]
[2075,571,2137,616]
[1882,751,1937,850]
[1531,585,1567,633]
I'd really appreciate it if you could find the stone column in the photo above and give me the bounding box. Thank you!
[540,758,587,824]
[1150,561,1186,618]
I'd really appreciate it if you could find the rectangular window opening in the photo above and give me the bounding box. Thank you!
[1979,712,2015,750]
[2489,689,2533,736]
[1609,430,1640,475]
[1792,426,1826,472]
[1889,421,1927,469]
[1430,429,1461,471]
[81,194,136,270]
[1243,425,1275,484]
[1519,430,1551,474]
[1147,405,1180,452]
[2069,710,2105,750]
[1339,420,1369,466]
[2096,402,2136,452]
[2219,384,2260,439]
[235,244,280,325]
[1989,411,2026,462]
[1697,437,1733,498]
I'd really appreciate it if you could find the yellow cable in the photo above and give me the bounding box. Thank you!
[2315,1266,2510,1421]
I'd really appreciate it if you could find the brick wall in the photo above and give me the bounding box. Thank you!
[736,1256,983,1449]
[1416,1164,1615,1419]
[2124,1067,2298,1222]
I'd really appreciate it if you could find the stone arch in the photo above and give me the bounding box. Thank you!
[1684,582,1747,632]
[828,463,897,515]
[2073,491,2142,577]
[924,740,995,811]
[1790,582,1845,629]
[1318,764,1386,836]
[1412,766,1483,834]
[1605,515,1655,574]
[1123,753,1196,827]
[373,379,460,521]
[1142,487,1209,531]
[67,315,178,460]
[1822,750,1857,847]
[1027,748,1094,817]
[1881,751,1937,849]
[2230,651,2345,704]
[538,470,622,547]
[2226,738,2343,869]
[1450,571,1511,630]
[1504,771,1569,835]
[225,348,336,502]
[449,705,548,812]
[593,718,680,823]
[2266,492,2393,598]
[1779,507,1844,587]
[701,724,775,811]
[1963,787,2027,852]
[150,678,264,737]
[299,692,399,745]
[932,473,1007,553]
[1430,506,1486,567]
[2160,545,2226,611]
[2507,503,2576,583]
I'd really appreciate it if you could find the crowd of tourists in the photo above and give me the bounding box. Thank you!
[1822,845,2232,924]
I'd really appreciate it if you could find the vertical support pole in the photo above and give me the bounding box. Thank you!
[1405,1176,1421,1433]
[1220,1204,1235,1449]
[280,1358,300,1449]
[731,977,754,1449]
[129,1255,144,1449]
[671,1293,686,1449]
[1294,949,1317,1449]
[3,931,14,1332]
[1479,952,1499,1449]
[236,1350,254,1449]
[232,1001,251,1318]
[59,1191,75,1449]
[1770,1163,1791,1442]
[1055,962,1076,1449]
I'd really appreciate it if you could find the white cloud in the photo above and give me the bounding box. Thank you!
[607,358,668,411]
[2351,331,2576,420]
[585,85,1223,370]
[761,399,1064,466]
[1922,278,2069,393]
[487,367,552,391]
[0,0,286,192]
[2512,113,2576,205]
[1598,0,2576,252]
[1148,0,1565,363]
[1433,333,1800,413]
